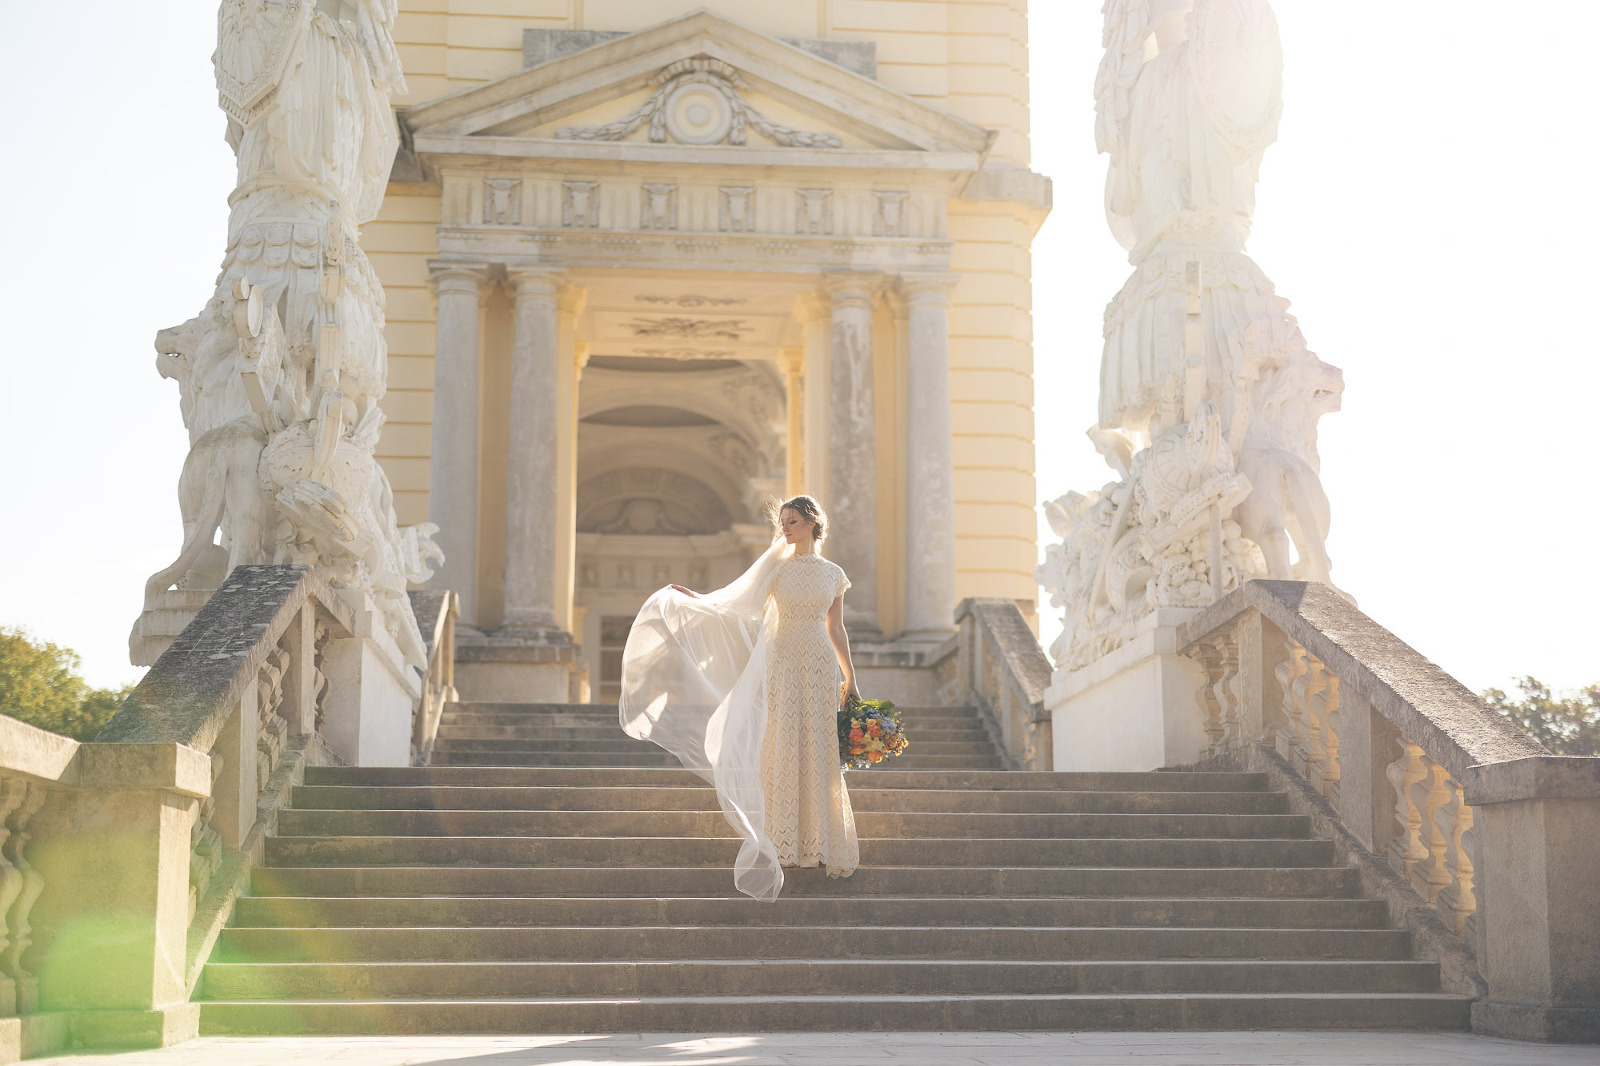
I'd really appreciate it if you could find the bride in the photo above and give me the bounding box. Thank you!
[618,495,861,901]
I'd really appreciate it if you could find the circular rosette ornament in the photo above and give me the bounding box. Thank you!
[663,81,735,145]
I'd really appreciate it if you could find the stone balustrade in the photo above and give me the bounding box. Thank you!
[938,598,1054,770]
[1174,580,1600,1042]
[0,564,416,1061]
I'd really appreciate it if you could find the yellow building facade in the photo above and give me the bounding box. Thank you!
[368,1,1048,700]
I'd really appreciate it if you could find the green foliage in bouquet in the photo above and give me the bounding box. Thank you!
[838,694,908,770]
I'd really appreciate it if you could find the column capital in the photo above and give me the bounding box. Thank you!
[557,281,587,316]
[897,271,960,304]
[823,271,882,308]
[427,260,490,295]
[793,291,830,324]
[507,264,565,297]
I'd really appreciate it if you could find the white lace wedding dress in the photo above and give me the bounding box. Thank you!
[618,538,859,900]
[760,552,859,877]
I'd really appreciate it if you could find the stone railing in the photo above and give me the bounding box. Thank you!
[948,598,1054,770]
[1175,580,1600,1042]
[0,565,365,1062]
[407,589,459,766]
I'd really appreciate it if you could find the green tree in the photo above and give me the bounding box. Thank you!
[0,626,133,741]
[1482,676,1600,757]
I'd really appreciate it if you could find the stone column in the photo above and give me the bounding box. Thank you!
[900,272,960,639]
[426,262,488,629]
[824,274,880,636]
[795,294,831,505]
[781,346,805,497]
[502,267,566,639]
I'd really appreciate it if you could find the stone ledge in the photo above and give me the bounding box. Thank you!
[78,743,211,798]
[1462,755,1600,805]
[66,1003,200,1051]
[455,641,582,665]
[1473,1001,1600,1043]
[0,714,80,786]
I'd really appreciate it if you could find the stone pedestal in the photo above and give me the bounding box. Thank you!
[454,638,585,704]
[28,744,209,1047]
[1463,757,1600,1042]
[317,590,423,767]
[127,589,214,667]
[1044,608,1209,771]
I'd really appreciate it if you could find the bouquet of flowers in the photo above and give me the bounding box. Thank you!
[838,693,908,769]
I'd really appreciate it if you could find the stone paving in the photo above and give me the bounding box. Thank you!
[30,1032,1600,1065]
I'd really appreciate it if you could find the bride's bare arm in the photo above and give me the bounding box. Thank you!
[826,594,859,698]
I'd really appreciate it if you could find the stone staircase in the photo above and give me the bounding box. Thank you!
[429,701,1005,770]
[195,702,1472,1033]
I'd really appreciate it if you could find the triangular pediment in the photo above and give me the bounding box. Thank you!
[403,9,994,158]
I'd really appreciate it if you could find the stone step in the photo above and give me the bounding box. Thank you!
[429,737,672,754]
[426,751,1004,770]
[262,835,1336,868]
[198,992,1471,1034]
[274,809,1312,842]
[303,766,1270,792]
[867,756,1006,770]
[289,785,1290,815]
[435,723,991,743]
[428,751,684,768]
[427,737,997,757]
[200,958,1440,1000]
[211,925,1414,964]
[446,702,983,720]
[229,895,1389,930]
[252,864,1362,900]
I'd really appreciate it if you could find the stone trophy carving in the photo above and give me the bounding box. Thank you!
[1038,0,1343,670]
[132,0,441,667]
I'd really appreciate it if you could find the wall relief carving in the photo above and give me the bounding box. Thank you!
[555,57,842,149]
[483,178,522,225]
[626,317,749,340]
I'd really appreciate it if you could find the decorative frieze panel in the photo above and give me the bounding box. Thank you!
[440,175,946,247]
[639,183,677,230]
[483,178,522,225]
[874,190,909,237]
[719,186,755,232]
[796,189,832,235]
[562,181,600,227]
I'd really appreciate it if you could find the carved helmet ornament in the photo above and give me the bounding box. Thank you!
[556,57,843,149]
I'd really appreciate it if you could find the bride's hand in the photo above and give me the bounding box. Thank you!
[668,584,700,598]
[844,679,861,700]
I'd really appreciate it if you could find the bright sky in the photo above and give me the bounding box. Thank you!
[1,3,1595,696]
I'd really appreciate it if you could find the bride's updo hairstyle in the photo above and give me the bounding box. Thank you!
[770,494,828,544]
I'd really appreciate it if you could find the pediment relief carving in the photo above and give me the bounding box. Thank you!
[402,10,992,157]
[554,58,842,150]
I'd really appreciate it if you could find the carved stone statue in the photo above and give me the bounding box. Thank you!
[1038,0,1344,671]
[133,0,440,667]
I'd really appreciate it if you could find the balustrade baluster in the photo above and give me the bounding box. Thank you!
[0,778,26,1016]
[2,781,48,1012]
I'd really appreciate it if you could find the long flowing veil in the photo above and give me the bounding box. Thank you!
[618,537,793,901]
